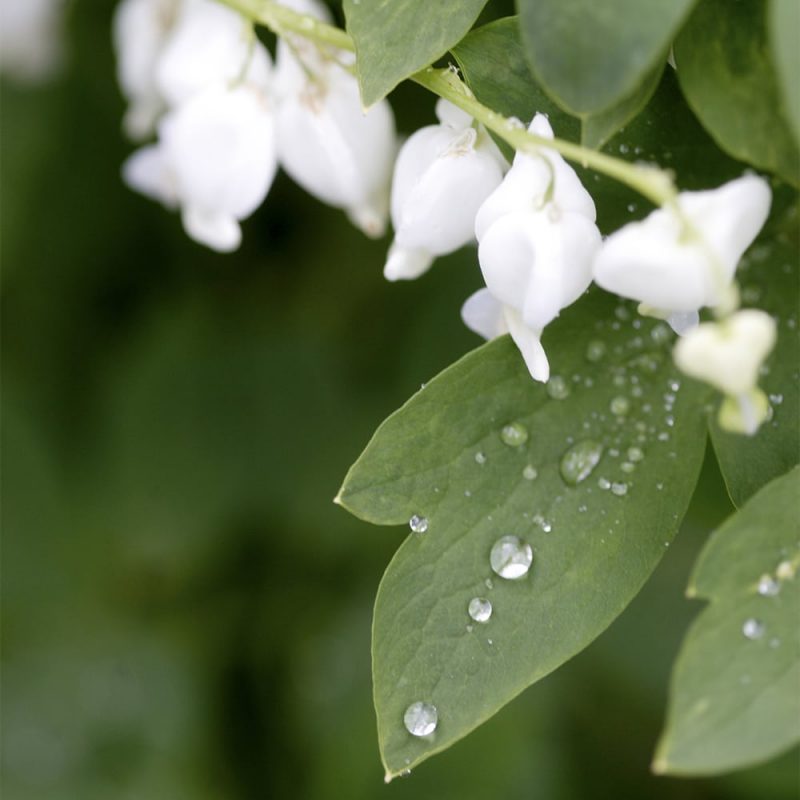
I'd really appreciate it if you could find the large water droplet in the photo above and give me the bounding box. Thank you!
[501,422,529,447]
[409,515,429,534]
[742,618,765,640]
[490,535,533,580]
[404,702,438,736]
[468,597,492,623]
[757,574,780,597]
[547,376,570,400]
[559,440,604,486]
[522,465,538,480]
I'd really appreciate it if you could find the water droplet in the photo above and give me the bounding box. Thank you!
[742,618,765,640]
[757,574,780,596]
[547,376,570,400]
[776,560,796,580]
[769,637,781,649]
[627,446,644,462]
[475,451,487,465]
[586,340,606,362]
[620,461,635,474]
[559,440,604,486]
[409,515,429,534]
[404,701,438,736]
[769,393,783,406]
[490,535,533,580]
[657,432,670,442]
[468,597,492,623]
[598,477,611,490]
[611,482,628,497]
[501,421,529,447]
[656,482,664,491]
[484,577,494,590]
[650,323,672,345]
[610,396,630,416]
[464,490,472,498]
[523,465,538,480]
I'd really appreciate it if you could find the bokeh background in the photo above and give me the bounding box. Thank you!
[2,2,798,798]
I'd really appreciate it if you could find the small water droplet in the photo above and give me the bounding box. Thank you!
[610,396,630,416]
[404,702,438,736]
[490,535,533,580]
[560,440,604,486]
[657,431,670,442]
[627,446,644,462]
[742,618,765,640]
[656,482,664,491]
[468,597,492,623]
[484,577,494,590]
[522,465,538,480]
[611,482,628,497]
[776,560,796,580]
[409,515,428,534]
[586,340,607,362]
[769,393,783,406]
[598,477,611,490]
[464,490,472,498]
[758,574,780,596]
[769,637,781,649]
[501,421,529,447]
[547,376,570,399]
[650,323,672,345]
[620,461,635,473]
[475,451,487,465]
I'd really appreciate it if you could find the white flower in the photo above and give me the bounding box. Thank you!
[463,114,600,382]
[383,99,506,281]
[123,82,278,252]
[0,0,66,83]
[155,0,270,108]
[273,0,397,238]
[593,175,771,329]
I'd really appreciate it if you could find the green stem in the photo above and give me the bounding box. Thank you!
[220,0,677,207]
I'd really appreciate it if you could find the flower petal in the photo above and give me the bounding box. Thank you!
[460,288,508,340]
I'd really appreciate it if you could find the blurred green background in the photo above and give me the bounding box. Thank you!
[2,2,798,798]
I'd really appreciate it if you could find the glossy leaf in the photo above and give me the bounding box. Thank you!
[675,0,800,186]
[516,0,697,115]
[343,0,490,106]
[337,292,710,777]
[770,0,800,147]
[654,467,800,775]
[710,236,800,507]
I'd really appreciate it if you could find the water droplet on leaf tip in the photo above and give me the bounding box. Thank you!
[409,515,429,534]
[490,535,533,580]
[404,702,438,736]
[501,421,529,447]
[468,597,492,623]
[742,618,765,640]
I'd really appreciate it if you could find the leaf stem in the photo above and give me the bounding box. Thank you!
[220,0,677,207]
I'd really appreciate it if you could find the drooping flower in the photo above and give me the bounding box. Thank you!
[593,175,771,331]
[462,114,600,382]
[673,309,776,434]
[123,81,278,252]
[383,99,507,281]
[273,0,397,238]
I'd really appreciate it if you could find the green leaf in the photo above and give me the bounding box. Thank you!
[451,17,580,159]
[710,235,800,507]
[770,0,800,147]
[337,292,710,778]
[342,0,490,107]
[516,0,697,115]
[654,466,800,775]
[674,0,800,186]
[581,63,664,150]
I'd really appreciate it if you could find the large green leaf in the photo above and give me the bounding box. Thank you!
[675,0,800,186]
[654,467,800,775]
[710,235,800,507]
[342,0,490,107]
[516,0,697,115]
[337,292,710,778]
[770,0,800,147]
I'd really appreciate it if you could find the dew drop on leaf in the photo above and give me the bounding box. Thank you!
[546,376,570,400]
[403,701,438,736]
[585,340,606,362]
[522,464,538,480]
[474,451,487,465]
[489,535,533,580]
[757,574,780,597]
[611,482,628,497]
[500,421,529,447]
[559,440,604,486]
[742,618,765,640]
[468,597,492,623]
[409,515,429,534]
[610,396,630,416]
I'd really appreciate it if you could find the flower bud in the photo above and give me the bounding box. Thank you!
[384,99,506,280]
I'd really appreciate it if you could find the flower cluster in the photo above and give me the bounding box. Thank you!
[115,0,396,251]
[113,0,778,434]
